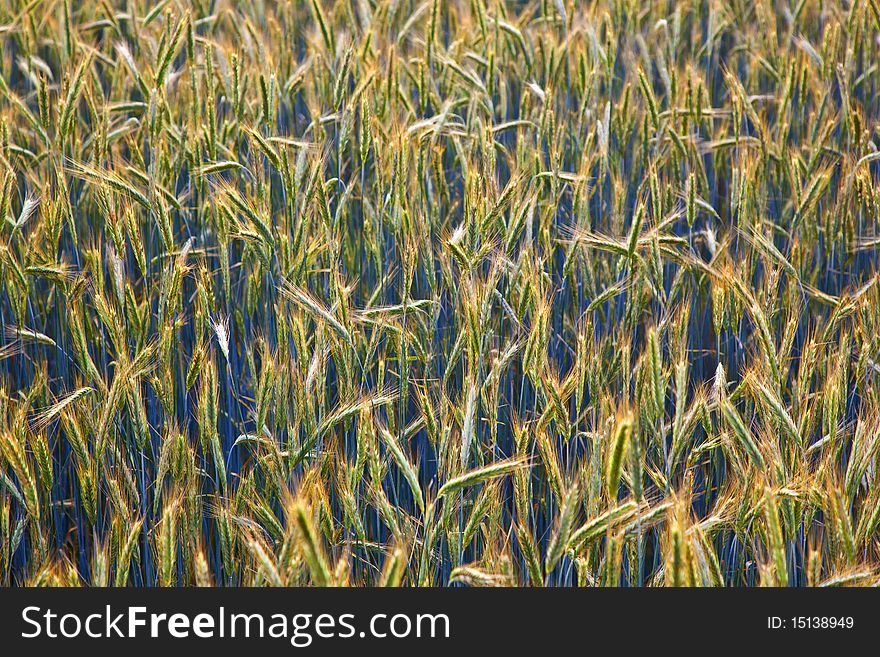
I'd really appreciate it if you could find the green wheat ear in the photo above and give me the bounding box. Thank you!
[0,0,877,588]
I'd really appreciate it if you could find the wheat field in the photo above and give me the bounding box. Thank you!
[1,0,879,587]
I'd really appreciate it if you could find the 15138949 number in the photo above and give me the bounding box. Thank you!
[768,617,854,630]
